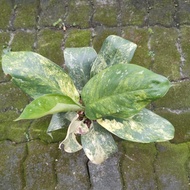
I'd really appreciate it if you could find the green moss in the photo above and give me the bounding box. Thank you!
[29,116,67,143]
[0,141,27,189]
[120,141,157,189]
[154,80,190,110]
[92,28,118,52]
[151,27,180,80]
[0,109,20,123]
[39,0,66,27]
[148,0,175,26]
[0,32,10,82]
[93,1,118,27]
[180,26,190,77]
[37,29,64,66]
[0,82,29,111]
[0,32,10,52]
[55,149,90,189]
[0,0,12,29]
[14,0,39,29]
[24,140,58,189]
[121,0,147,26]
[155,109,190,143]
[122,27,151,68]
[65,29,91,47]
[0,82,30,143]
[6,121,30,143]
[67,0,90,28]
[0,110,30,143]
[155,142,189,189]
[11,31,35,51]
[0,124,7,141]
[178,1,190,25]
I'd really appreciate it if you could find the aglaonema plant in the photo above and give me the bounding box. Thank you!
[2,35,174,164]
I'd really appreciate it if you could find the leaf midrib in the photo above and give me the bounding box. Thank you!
[85,87,152,108]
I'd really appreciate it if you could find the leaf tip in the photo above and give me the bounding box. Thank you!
[14,117,21,122]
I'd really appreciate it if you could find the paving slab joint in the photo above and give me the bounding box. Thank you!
[173,0,180,28]
[147,27,155,70]
[153,143,160,190]
[86,159,92,189]
[147,0,152,14]
[170,77,190,83]
[25,121,33,142]
[118,152,125,190]
[61,30,68,61]
[8,2,17,31]
[8,32,15,48]
[21,142,29,189]
[33,29,38,51]
[88,0,95,28]
[63,0,69,25]
[52,148,59,190]
[36,0,41,29]
[176,29,186,78]
[116,0,122,35]
[186,142,190,186]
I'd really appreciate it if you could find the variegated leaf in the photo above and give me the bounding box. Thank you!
[15,94,83,120]
[59,115,89,153]
[47,112,77,134]
[97,109,174,143]
[2,51,79,102]
[47,112,70,134]
[90,35,137,77]
[61,133,82,153]
[64,112,78,121]
[81,122,118,164]
[82,63,171,120]
[64,47,97,91]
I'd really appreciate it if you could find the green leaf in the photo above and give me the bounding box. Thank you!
[59,114,89,153]
[64,47,97,91]
[98,109,174,143]
[90,35,137,77]
[2,51,79,102]
[82,63,171,120]
[81,122,118,164]
[47,112,77,134]
[47,112,69,138]
[47,112,69,135]
[16,94,83,120]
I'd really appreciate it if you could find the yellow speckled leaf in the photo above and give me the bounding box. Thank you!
[97,109,174,143]
[82,64,171,120]
[64,47,97,92]
[2,51,80,102]
[81,122,118,164]
[90,35,137,77]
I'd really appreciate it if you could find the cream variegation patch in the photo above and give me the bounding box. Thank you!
[59,114,89,153]
[97,118,124,131]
